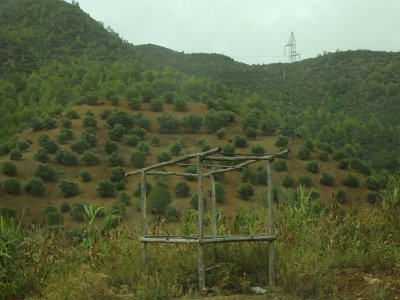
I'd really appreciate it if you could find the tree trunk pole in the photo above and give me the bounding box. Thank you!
[197,155,206,291]
[267,161,275,287]
[210,174,217,237]
[141,171,148,267]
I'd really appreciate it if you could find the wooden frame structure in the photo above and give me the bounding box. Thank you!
[125,147,288,291]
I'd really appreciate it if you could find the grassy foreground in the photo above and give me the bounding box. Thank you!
[1,187,399,299]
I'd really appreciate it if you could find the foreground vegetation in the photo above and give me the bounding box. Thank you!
[1,184,399,299]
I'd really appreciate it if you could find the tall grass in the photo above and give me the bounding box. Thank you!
[1,185,399,299]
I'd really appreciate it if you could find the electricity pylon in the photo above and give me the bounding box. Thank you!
[284,31,300,63]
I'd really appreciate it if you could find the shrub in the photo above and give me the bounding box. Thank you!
[123,134,140,147]
[318,151,329,161]
[245,127,257,139]
[170,142,182,156]
[59,179,79,197]
[71,202,85,221]
[81,151,100,166]
[184,166,198,181]
[60,202,71,213]
[42,116,56,130]
[70,139,90,154]
[275,136,289,147]
[338,159,350,170]
[242,168,257,184]
[65,109,79,119]
[157,112,180,133]
[83,116,97,128]
[256,168,268,184]
[39,137,59,154]
[333,150,347,161]
[175,181,191,198]
[108,124,127,142]
[306,161,320,174]
[251,144,266,156]
[105,140,118,155]
[30,118,44,131]
[136,142,150,154]
[131,150,146,168]
[335,189,347,204]
[297,147,311,160]
[45,210,63,227]
[238,183,254,200]
[214,129,225,139]
[350,158,372,176]
[165,206,181,221]
[366,192,380,205]
[2,161,17,176]
[320,172,335,187]
[81,128,97,147]
[34,148,49,163]
[272,159,287,172]
[110,167,126,183]
[298,176,312,188]
[55,149,79,166]
[221,143,235,156]
[62,118,72,128]
[203,110,231,133]
[173,98,188,112]
[162,91,174,104]
[10,149,22,160]
[282,175,295,188]
[150,98,164,112]
[304,140,314,150]
[365,176,381,191]
[150,135,160,146]
[79,170,92,182]
[157,151,172,163]
[234,134,247,148]
[108,152,125,167]
[3,178,21,194]
[148,180,172,214]
[182,114,202,133]
[96,180,116,198]
[18,140,31,152]
[25,177,45,196]
[119,191,131,206]
[128,98,141,110]
[214,183,226,203]
[34,164,56,181]
[57,129,73,143]
[342,174,359,188]
[115,180,126,191]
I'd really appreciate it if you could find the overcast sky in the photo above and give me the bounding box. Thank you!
[66,0,400,65]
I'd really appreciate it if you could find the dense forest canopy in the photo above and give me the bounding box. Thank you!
[0,0,399,172]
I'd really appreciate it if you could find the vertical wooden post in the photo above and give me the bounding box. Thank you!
[141,171,148,267]
[267,161,275,287]
[197,155,206,291]
[210,174,217,237]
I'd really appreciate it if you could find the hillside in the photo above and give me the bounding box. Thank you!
[0,100,375,225]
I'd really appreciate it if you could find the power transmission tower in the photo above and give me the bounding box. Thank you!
[281,31,301,137]
[284,31,300,63]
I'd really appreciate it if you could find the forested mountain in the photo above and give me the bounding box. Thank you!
[0,0,399,172]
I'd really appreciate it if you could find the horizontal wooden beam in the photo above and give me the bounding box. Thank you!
[206,149,289,162]
[146,171,199,178]
[141,234,276,244]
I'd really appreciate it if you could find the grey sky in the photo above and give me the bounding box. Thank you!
[67,0,400,65]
